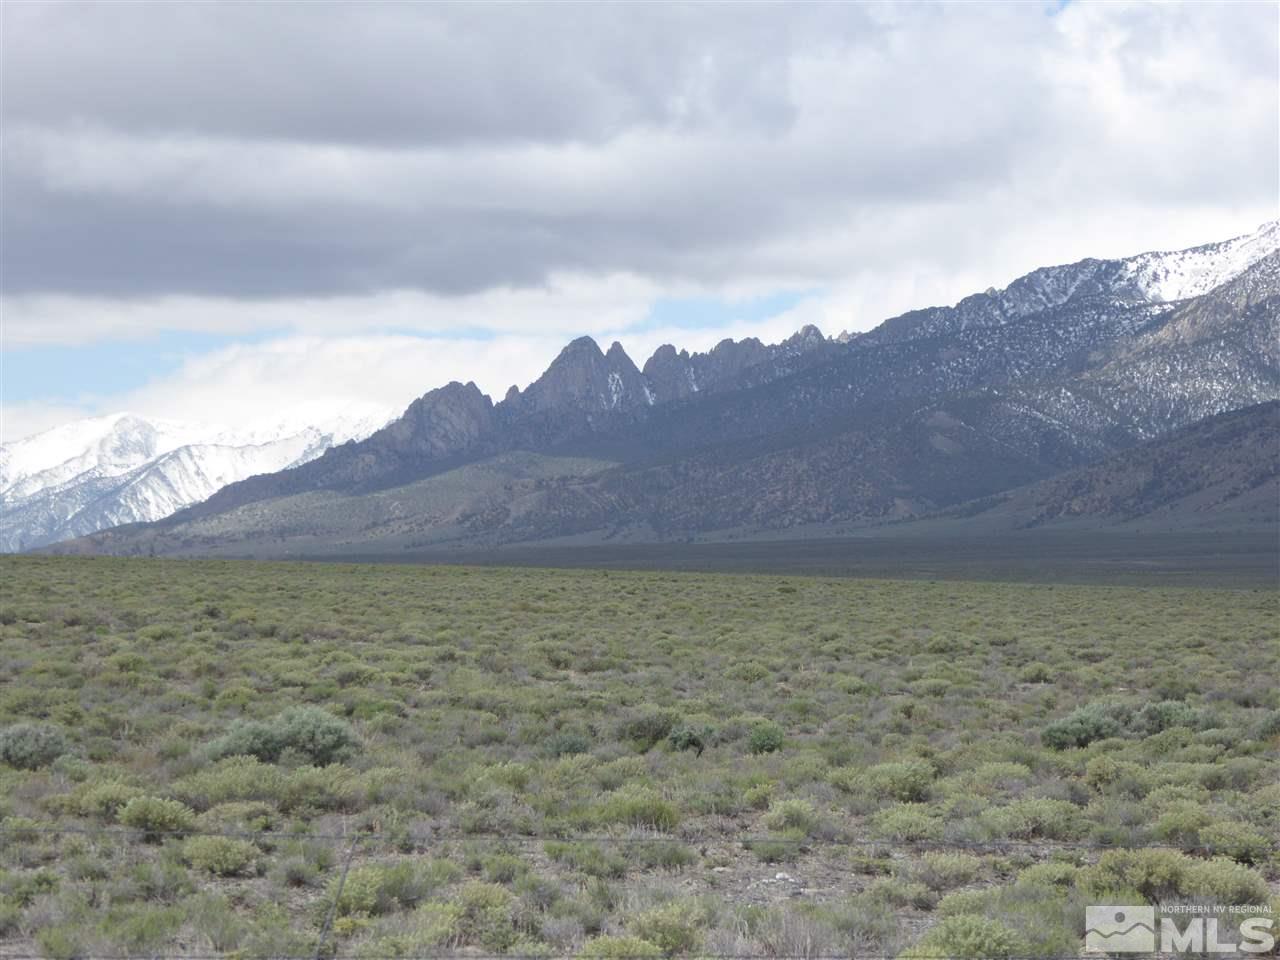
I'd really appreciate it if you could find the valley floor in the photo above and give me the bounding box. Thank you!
[326,529,1280,590]
[0,557,1277,958]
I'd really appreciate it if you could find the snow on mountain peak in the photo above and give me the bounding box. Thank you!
[0,404,394,552]
[1121,220,1280,304]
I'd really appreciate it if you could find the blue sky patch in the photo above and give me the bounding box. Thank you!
[2,330,280,405]
[634,288,820,334]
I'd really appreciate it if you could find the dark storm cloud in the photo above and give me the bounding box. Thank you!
[1,2,812,146]
[1,0,1276,301]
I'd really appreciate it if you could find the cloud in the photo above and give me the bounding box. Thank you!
[0,1,1275,440]
[0,2,815,146]
[3,1,1274,300]
[1,401,102,445]
[0,275,661,347]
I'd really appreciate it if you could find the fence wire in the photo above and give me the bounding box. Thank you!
[3,824,1274,960]
[2,823,1271,854]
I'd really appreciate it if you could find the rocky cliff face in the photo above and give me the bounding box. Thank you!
[380,382,497,457]
[516,338,653,414]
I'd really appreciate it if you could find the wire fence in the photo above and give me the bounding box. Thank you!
[1,822,1274,855]
[0,955,1152,960]
[3,824,1275,960]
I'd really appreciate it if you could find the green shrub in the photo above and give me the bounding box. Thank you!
[208,706,358,765]
[1,864,59,903]
[358,903,461,956]
[593,756,646,791]
[747,837,801,863]
[729,661,770,683]
[856,760,935,802]
[743,782,774,810]
[197,800,276,832]
[0,901,19,938]
[329,866,384,918]
[1081,849,1270,904]
[117,796,195,839]
[1014,861,1079,888]
[544,731,593,757]
[668,725,713,755]
[825,894,900,954]
[280,764,361,813]
[933,875,1083,958]
[183,836,259,876]
[866,877,936,910]
[631,840,697,871]
[982,798,1084,840]
[1132,700,1208,736]
[276,856,320,888]
[900,914,1026,959]
[627,900,707,954]
[36,926,86,960]
[75,780,145,819]
[747,721,785,755]
[578,935,664,959]
[174,756,285,808]
[872,803,943,841]
[452,881,516,950]
[1080,848,1189,902]
[1018,662,1053,683]
[618,709,678,749]
[481,852,528,883]
[328,860,461,918]
[1042,702,1126,749]
[184,893,247,953]
[763,798,822,836]
[0,723,68,769]
[1187,857,1273,904]
[1042,700,1208,750]
[910,851,983,891]
[1252,709,1280,740]
[1084,756,1152,797]
[596,787,680,830]
[1152,800,1212,845]
[1200,821,1274,865]
[546,841,628,879]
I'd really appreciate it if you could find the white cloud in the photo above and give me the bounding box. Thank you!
[1,275,664,347]
[1,1,1275,440]
[1,401,100,445]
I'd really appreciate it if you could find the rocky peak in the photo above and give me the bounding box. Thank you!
[380,381,496,456]
[642,344,682,379]
[642,328,831,404]
[522,337,650,413]
[699,336,770,382]
[780,324,827,353]
[643,343,700,402]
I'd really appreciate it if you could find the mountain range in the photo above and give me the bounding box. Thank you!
[0,405,391,552]
[29,220,1280,558]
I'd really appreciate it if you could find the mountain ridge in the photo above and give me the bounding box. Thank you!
[0,406,392,552]
[31,220,1280,556]
[925,400,1279,533]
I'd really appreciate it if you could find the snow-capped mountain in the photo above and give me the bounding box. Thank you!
[67,221,1278,557]
[863,220,1280,345]
[1121,220,1280,303]
[0,404,392,552]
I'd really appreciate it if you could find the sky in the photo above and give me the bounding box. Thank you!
[2,0,1277,441]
